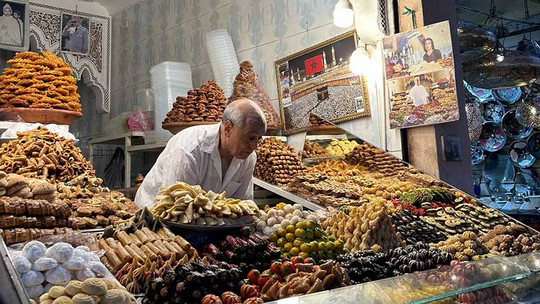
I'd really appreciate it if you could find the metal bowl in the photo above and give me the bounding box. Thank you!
[493,87,522,105]
[482,99,506,123]
[502,109,533,139]
[470,141,486,165]
[479,122,507,152]
[508,140,536,168]
[528,132,540,158]
[516,97,540,128]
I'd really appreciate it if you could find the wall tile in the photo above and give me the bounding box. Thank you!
[311,0,335,29]
[157,0,171,33]
[236,47,257,66]
[170,0,187,29]
[215,3,233,32]
[179,19,196,65]
[296,0,315,32]
[124,45,136,87]
[256,41,280,101]
[280,31,308,58]
[228,0,253,52]
[192,63,213,87]
[247,0,265,46]
[111,16,121,53]
[118,10,129,51]
[166,29,181,62]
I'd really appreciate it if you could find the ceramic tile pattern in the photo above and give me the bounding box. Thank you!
[110,0,349,117]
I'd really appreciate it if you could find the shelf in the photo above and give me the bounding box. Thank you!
[252,177,325,211]
[127,141,168,152]
[89,131,144,145]
[0,121,70,132]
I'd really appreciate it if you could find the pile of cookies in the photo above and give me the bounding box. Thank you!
[254,137,306,185]
[163,80,227,124]
[39,278,134,304]
[391,210,447,245]
[0,51,81,112]
[0,227,73,245]
[0,172,57,202]
[480,224,540,256]
[229,61,281,130]
[345,142,408,176]
[432,231,491,261]
[0,196,71,229]
[0,127,95,182]
[301,140,328,158]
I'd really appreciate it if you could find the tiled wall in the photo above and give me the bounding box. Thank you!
[110,0,353,118]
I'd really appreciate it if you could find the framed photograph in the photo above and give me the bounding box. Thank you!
[0,0,28,51]
[441,135,462,161]
[61,13,90,55]
[382,20,454,80]
[275,30,371,135]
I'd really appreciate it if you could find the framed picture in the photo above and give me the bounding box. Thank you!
[384,21,459,129]
[441,135,462,161]
[275,30,371,135]
[61,13,90,55]
[0,0,28,51]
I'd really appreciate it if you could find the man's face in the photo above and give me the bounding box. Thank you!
[414,78,420,85]
[13,12,18,18]
[224,119,265,159]
[3,7,11,16]
[425,40,433,52]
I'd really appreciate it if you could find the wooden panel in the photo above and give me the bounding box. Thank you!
[406,126,439,178]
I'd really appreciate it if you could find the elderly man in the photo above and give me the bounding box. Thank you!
[62,15,88,53]
[135,99,267,207]
[0,4,22,45]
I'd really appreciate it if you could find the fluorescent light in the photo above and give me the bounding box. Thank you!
[334,0,354,28]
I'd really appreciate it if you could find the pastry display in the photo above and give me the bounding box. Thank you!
[391,210,447,245]
[301,140,328,158]
[324,138,358,156]
[201,230,280,274]
[143,261,243,304]
[229,61,281,130]
[479,224,540,256]
[335,242,453,284]
[432,232,491,261]
[270,219,345,261]
[0,51,81,112]
[0,197,71,229]
[345,142,409,176]
[323,204,404,253]
[0,127,94,182]
[39,278,134,304]
[99,225,198,293]
[150,182,259,225]
[163,80,227,124]
[254,137,306,185]
[11,241,112,300]
[0,227,73,245]
[253,203,322,236]
[0,172,57,201]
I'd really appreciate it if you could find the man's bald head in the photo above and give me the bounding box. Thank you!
[222,99,267,133]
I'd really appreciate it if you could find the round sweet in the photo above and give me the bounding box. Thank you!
[48,286,67,299]
[21,270,45,287]
[76,268,96,281]
[12,255,31,274]
[25,284,44,299]
[22,241,47,263]
[72,293,95,304]
[46,243,74,264]
[45,267,71,286]
[102,279,123,291]
[64,257,86,271]
[81,278,108,295]
[41,300,54,304]
[202,294,222,304]
[101,289,126,304]
[243,297,264,304]
[221,291,241,304]
[52,296,72,304]
[65,280,83,296]
[88,262,108,277]
[33,257,59,271]
[39,293,51,303]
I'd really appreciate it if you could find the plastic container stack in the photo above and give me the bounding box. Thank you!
[206,29,239,97]
[148,62,193,143]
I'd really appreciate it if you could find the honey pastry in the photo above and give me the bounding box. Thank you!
[9,98,30,107]
[4,83,20,91]
[34,59,58,69]
[18,79,40,87]
[57,67,72,76]
[71,293,95,304]
[81,278,108,295]
[50,80,70,87]
[15,87,39,95]
[51,296,72,304]
[15,52,42,61]
[11,63,47,70]
[36,74,57,82]
[16,72,37,79]
[7,58,35,65]
[41,70,64,76]
[31,82,54,91]
[53,87,70,96]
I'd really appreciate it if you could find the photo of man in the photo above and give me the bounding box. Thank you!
[0,1,25,47]
[61,14,89,54]
[407,77,430,106]
[422,37,442,63]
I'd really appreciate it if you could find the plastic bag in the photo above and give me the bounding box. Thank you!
[229,61,281,131]
[126,109,153,131]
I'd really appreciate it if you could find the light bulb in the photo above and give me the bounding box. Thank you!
[333,0,354,28]
[349,47,370,76]
[496,54,504,62]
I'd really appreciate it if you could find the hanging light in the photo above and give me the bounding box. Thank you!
[333,0,354,28]
[349,40,370,76]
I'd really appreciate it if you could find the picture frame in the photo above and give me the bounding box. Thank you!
[0,0,29,52]
[441,135,462,161]
[60,12,90,55]
[275,30,371,135]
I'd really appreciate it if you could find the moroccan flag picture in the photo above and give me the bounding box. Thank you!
[304,54,324,76]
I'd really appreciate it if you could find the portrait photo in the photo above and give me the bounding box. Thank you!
[276,30,370,135]
[382,21,454,80]
[61,13,90,54]
[0,0,28,51]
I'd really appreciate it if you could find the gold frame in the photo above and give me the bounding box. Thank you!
[275,30,371,135]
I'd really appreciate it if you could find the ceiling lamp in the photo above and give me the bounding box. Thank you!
[333,0,354,28]
[350,40,370,76]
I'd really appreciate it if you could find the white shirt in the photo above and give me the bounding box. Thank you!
[134,124,256,207]
[408,84,429,106]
